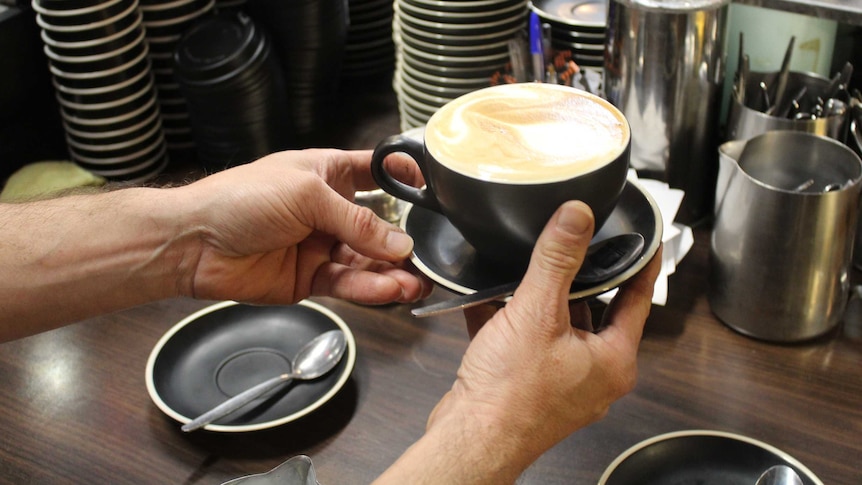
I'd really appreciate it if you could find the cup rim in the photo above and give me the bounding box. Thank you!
[396,72,454,106]
[396,15,524,45]
[81,143,168,176]
[61,91,158,126]
[39,10,142,48]
[36,1,138,32]
[49,42,149,80]
[396,27,511,53]
[141,0,213,28]
[32,0,126,17]
[55,77,154,111]
[423,84,632,184]
[399,0,525,21]
[395,3,525,31]
[43,28,145,63]
[89,153,169,181]
[63,105,160,139]
[400,41,510,65]
[69,134,166,165]
[51,61,150,95]
[398,58,492,87]
[65,116,163,151]
[138,0,200,12]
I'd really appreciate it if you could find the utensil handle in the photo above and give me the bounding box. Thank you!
[181,374,291,432]
[411,281,520,318]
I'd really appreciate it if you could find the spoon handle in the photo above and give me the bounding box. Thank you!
[411,281,520,318]
[181,373,292,432]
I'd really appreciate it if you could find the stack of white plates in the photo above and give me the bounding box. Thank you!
[33,0,168,182]
[140,0,214,155]
[342,0,395,79]
[392,0,528,131]
[529,0,606,69]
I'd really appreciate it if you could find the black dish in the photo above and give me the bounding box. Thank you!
[599,430,823,485]
[401,179,662,298]
[146,300,357,433]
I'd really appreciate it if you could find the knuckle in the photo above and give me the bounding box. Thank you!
[350,205,380,237]
[610,361,639,397]
[537,238,584,274]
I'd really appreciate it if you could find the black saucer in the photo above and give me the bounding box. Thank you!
[599,430,822,485]
[401,180,663,300]
[146,300,356,433]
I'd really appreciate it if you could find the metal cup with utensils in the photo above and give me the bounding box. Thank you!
[727,70,850,142]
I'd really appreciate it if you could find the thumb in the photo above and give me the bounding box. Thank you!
[514,201,595,317]
[312,188,415,262]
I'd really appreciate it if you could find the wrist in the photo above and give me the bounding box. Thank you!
[375,391,543,485]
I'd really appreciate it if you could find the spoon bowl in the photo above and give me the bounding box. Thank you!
[755,465,804,485]
[181,329,348,432]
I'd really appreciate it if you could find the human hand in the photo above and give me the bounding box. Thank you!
[173,148,432,306]
[379,201,661,483]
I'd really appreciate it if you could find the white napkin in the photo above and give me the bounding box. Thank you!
[598,171,693,306]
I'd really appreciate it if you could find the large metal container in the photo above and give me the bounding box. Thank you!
[711,132,862,342]
[605,0,729,225]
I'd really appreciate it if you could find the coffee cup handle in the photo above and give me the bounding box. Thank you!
[370,135,442,213]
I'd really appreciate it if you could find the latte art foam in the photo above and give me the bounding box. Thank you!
[425,83,629,183]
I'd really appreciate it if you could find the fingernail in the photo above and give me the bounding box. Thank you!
[386,229,414,258]
[557,201,592,235]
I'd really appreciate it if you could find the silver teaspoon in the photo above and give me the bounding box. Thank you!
[755,465,803,485]
[181,329,347,432]
[411,232,645,318]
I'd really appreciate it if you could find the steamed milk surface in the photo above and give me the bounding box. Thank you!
[425,83,629,183]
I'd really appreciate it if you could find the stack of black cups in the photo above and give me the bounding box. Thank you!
[33,0,168,182]
[173,11,293,173]
[245,0,348,140]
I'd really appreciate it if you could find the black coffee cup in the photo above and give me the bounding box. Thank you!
[371,83,631,270]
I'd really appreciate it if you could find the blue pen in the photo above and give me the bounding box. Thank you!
[529,11,544,82]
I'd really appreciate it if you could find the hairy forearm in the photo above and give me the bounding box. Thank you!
[0,188,197,341]
[374,397,543,485]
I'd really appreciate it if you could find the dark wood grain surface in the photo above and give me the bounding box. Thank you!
[1,78,860,485]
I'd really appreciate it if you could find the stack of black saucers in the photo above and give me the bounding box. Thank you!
[392,0,528,130]
[140,0,215,157]
[173,11,293,173]
[529,0,607,70]
[34,0,168,182]
[245,0,348,140]
[342,0,396,79]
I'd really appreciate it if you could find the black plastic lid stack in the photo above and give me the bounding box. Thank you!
[244,0,348,139]
[139,0,215,157]
[173,12,293,173]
